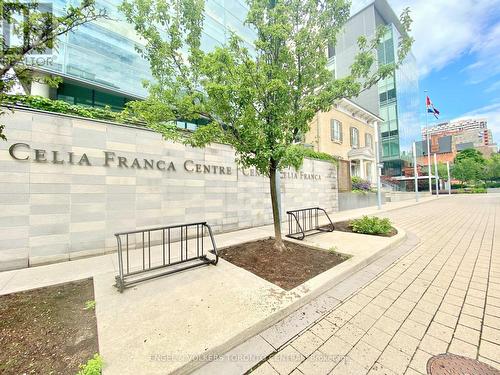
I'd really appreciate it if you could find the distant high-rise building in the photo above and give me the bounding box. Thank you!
[416,118,497,164]
[331,0,419,177]
[422,117,495,150]
[422,118,491,144]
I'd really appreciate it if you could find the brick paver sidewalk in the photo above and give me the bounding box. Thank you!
[253,195,500,375]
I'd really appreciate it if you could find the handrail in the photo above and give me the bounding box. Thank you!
[114,222,218,292]
[286,207,334,240]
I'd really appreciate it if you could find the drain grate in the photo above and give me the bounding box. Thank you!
[427,354,500,375]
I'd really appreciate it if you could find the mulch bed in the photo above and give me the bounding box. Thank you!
[0,278,99,375]
[219,239,348,290]
[332,220,398,237]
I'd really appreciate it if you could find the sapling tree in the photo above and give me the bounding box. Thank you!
[122,0,413,251]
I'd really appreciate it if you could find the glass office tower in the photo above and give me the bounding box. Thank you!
[333,0,420,177]
[378,25,420,176]
[41,0,256,110]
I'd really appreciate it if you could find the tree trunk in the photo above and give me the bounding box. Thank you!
[269,162,286,252]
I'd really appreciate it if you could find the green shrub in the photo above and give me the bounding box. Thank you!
[350,216,392,235]
[328,246,339,253]
[485,181,500,188]
[455,187,487,194]
[2,94,143,126]
[84,300,96,310]
[77,354,103,375]
[283,145,338,171]
[471,187,487,194]
[351,176,372,192]
[300,147,338,163]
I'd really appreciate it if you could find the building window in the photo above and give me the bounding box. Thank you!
[330,119,342,142]
[57,82,129,111]
[382,141,390,157]
[390,139,400,156]
[350,127,359,148]
[350,160,359,177]
[327,43,335,59]
[365,133,373,148]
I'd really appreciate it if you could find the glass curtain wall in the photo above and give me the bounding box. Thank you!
[378,28,399,166]
[45,0,256,109]
[377,25,419,176]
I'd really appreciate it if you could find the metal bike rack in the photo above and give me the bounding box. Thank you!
[286,207,334,240]
[114,222,218,292]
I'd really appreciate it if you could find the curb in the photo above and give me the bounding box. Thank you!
[176,228,409,375]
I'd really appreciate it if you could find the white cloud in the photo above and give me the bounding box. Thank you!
[350,1,500,149]
[485,80,500,94]
[352,0,500,78]
[462,23,500,84]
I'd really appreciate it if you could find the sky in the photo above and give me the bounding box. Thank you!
[355,0,500,146]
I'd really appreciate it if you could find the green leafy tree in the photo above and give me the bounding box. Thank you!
[122,0,413,251]
[452,158,485,187]
[437,162,449,180]
[454,148,485,165]
[0,0,107,140]
[485,153,500,182]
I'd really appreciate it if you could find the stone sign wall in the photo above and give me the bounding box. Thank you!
[0,108,338,270]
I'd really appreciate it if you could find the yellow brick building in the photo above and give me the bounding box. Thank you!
[304,98,383,191]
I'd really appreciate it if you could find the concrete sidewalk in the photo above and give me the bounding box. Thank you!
[235,194,500,375]
[0,194,438,375]
[0,195,434,296]
[92,210,409,374]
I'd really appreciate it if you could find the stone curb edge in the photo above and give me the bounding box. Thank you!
[176,228,414,374]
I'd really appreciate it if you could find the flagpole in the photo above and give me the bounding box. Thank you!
[374,121,382,210]
[425,90,432,195]
[413,141,419,202]
[434,153,439,197]
[446,161,451,195]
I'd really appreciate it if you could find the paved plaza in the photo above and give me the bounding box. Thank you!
[1,194,499,374]
[246,194,500,374]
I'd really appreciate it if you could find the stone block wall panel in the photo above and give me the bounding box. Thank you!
[0,108,338,270]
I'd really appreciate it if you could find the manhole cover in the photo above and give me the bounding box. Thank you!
[427,354,500,375]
